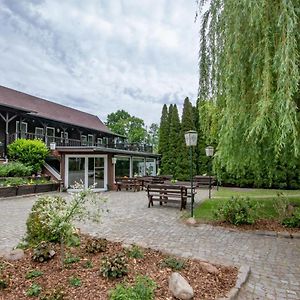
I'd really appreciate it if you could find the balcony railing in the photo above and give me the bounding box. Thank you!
[8,132,153,153]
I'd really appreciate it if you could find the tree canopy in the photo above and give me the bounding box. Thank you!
[197,0,300,178]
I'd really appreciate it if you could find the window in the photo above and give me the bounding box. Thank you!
[35,127,44,139]
[15,121,28,139]
[61,131,69,144]
[81,135,87,146]
[46,127,55,145]
[88,134,94,146]
[96,138,103,146]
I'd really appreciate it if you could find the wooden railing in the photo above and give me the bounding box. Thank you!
[8,133,153,153]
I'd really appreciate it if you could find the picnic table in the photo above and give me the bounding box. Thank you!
[115,177,142,192]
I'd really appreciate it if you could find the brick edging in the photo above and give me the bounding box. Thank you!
[217,265,250,300]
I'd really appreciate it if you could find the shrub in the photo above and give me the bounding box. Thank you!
[126,245,144,259]
[109,276,156,300]
[32,241,55,262]
[64,255,80,265]
[25,270,43,279]
[273,193,291,222]
[26,196,67,244]
[26,283,42,297]
[101,253,128,278]
[3,177,27,186]
[68,276,81,287]
[8,139,49,173]
[160,257,186,271]
[85,238,107,254]
[0,161,32,177]
[82,260,93,269]
[214,196,261,225]
[282,208,300,228]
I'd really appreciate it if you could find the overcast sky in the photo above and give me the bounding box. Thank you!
[0,0,199,126]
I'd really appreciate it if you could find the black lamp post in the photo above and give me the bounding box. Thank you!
[185,130,198,217]
[205,146,214,199]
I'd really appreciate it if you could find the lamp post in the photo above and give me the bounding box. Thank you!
[205,146,214,199]
[185,130,198,217]
[112,157,117,185]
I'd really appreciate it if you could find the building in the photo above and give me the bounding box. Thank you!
[0,85,159,191]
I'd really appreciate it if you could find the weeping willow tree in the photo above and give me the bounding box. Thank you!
[198,0,300,181]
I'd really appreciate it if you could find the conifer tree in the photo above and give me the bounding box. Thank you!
[176,98,196,180]
[158,104,169,173]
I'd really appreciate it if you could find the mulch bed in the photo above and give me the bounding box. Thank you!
[0,235,237,300]
[198,220,299,233]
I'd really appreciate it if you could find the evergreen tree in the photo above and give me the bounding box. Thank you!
[158,104,169,174]
[167,105,181,178]
[176,98,196,180]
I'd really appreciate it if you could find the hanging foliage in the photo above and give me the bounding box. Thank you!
[197,0,300,178]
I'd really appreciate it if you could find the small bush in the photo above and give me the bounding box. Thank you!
[101,253,128,278]
[26,196,68,244]
[126,245,144,259]
[32,242,55,262]
[2,177,27,187]
[214,196,261,225]
[40,287,65,300]
[85,238,107,254]
[68,276,81,287]
[82,260,93,269]
[25,270,43,279]
[0,278,8,289]
[8,139,49,173]
[160,257,186,271]
[0,161,32,177]
[26,283,42,297]
[282,208,300,228]
[64,255,80,265]
[109,275,156,300]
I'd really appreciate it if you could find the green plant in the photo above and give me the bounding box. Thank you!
[126,245,144,259]
[3,177,27,187]
[160,257,186,271]
[32,241,55,262]
[101,253,128,278]
[40,287,65,300]
[68,276,81,287]
[273,193,291,222]
[0,161,33,177]
[282,208,300,228]
[26,283,42,297]
[64,255,80,265]
[0,278,8,289]
[82,260,93,269]
[109,275,156,300]
[85,238,107,254]
[26,270,43,279]
[8,139,49,173]
[214,196,261,225]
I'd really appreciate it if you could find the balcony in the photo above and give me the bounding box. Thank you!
[8,132,154,153]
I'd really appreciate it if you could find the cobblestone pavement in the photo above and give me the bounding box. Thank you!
[1,190,300,299]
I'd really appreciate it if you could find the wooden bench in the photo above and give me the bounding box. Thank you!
[194,176,216,188]
[147,184,187,210]
[116,178,141,192]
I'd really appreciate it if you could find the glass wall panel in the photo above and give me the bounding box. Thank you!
[115,157,130,178]
[68,157,85,188]
[146,158,156,176]
[132,157,145,176]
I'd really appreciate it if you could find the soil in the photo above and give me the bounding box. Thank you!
[0,235,238,300]
[197,219,300,234]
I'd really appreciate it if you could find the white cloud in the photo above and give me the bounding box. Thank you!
[0,0,199,125]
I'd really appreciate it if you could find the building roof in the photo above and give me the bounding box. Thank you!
[0,85,115,135]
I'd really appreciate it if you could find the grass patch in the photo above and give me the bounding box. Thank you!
[194,196,300,221]
[214,187,300,198]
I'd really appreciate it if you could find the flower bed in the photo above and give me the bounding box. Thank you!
[0,177,60,198]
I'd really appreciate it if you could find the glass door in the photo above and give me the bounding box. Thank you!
[68,157,85,188]
[88,157,105,189]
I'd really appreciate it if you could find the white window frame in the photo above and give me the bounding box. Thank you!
[46,127,55,144]
[65,154,108,191]
[15,121,28,138]
[88,134,94,146]
[35,127,44,139]
[81,135,87,146]
[96,138,103,146]
[61,131,69,144]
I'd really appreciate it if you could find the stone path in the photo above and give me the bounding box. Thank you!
[0,190,299,299]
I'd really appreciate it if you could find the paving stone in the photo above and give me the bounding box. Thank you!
[0,190,299,299]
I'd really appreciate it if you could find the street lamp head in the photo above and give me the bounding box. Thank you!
[205,146,214,157]
[185,130,198,147]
